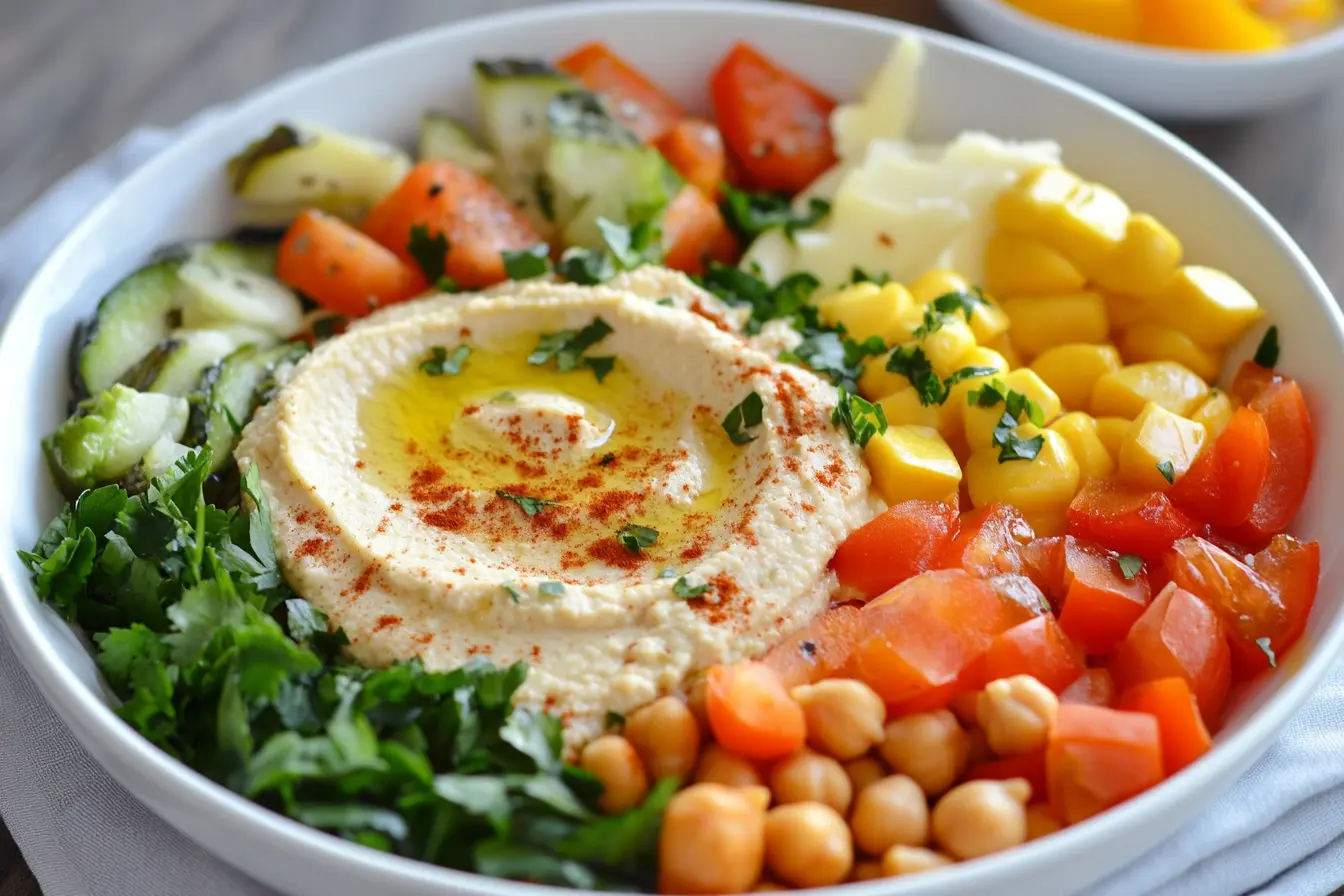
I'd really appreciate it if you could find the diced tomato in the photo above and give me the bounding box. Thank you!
[1067,479,1200,560]
[830,500,960,600]
[360,161,542,290]
[980,615,1087,693]
[710,43,837,194]
[761,604,862,689]
[662,185,740,275]
[965,751,1048,797]
[1109,583,1231,725]
[705,662,806,761]
[556,42,684,142]
[1118,678,1212,774]
[939,504,1036,578]
[1061,668,1116,708]
[1019,536,1066,599]
[1169,407,1270,529]
[276,209,426,317]
[1246,535,1320,674]
[851,569,1042,713]
[1056,537,1153,656]
[655,119,729,198]
[1047,704,1165,823]
[1228,365,1314,545]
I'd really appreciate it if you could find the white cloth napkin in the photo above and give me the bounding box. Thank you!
[2,128,1343,896]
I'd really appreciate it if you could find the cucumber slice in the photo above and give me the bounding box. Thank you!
[545,91,682,249]
[117,327,277,397]
[226,123,412,222]
[419,112,497,176]
[177,244,304,337]
[43,385,190,496]
[189,342,309,473]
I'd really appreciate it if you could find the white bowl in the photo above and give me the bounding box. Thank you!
[941,0,1344,119]
[1,2,1342,895]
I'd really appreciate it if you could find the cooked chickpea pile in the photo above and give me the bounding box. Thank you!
[581,676,1061,893]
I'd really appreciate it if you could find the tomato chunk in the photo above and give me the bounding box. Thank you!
[1047,704,1164,823]
[1061,668,1116,708]
[1067,479,1200,560]
[556,42,684,142]
[965,751,1048,797]
[939,504,1036,578]
[710,43,837,194]
[662,185,740,276]
[276,209,426,317]
[1169,406,1270,529]
[761,604,862,689]
[705,662,806,761]
[361,161,542,289]
[1229,365,1314,544]
[831,500,960,600]
[1118,678,1212,774]
[1056,537,1153,655]
[655,119,729,198]
[980,615,1086,693]
[1109,583,1231,725]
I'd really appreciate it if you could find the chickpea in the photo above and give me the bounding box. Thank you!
[948,689,983,728]
[752,883,786,892]
[931,778,1031,860]
[659,784,769,894]
[1025,803,1063,842]
[878,710,969,797]
[769,749,853,815]
[845,756,888,794]
[764,803,854,888]
[977,676,1060,757]
[686,675,711,733]
[849,775,929,855]
[696,744,765,789]
[626,696,702,781]
[580,735,649,814]
[791,679,886,760]
[880,845,954,877]
[851,860,884,882]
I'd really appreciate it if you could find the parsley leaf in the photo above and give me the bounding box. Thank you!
[539,581,566,597]
[655,297,676,307]
[495,490,559,517]
[502,583,525,603]
[1116,554,1144,580]
[616,524,659,554]
[719,185,831,244]
[434,275,460,293]
[1157,460,1176,484]
[406,225,449,283]
[1256,637,1277,668]
[781,330,886,392]
[418,345,471,376]
[851,266,892,286]
[554,217,662,286]
[528,317,615,381]
[555,248,616,285]
[722,392,765,445]
[1254,325,1280,368]
[997,428,1045,462]
[885,347,997,407]
[831,386,888,448]
[501,243,552,281]
[605,710,625,730]
[928,289,987,323]
[695,264,820,334]
[673,577,711,599]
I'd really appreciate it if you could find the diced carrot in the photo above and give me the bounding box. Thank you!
[276,209,426,317]
[705,661,807,761]
[1118,678,1212,774]
[556,42,685,142]
[662,185,740,275]
[980,615,1086,693]
[655,119,729,198]
[761,604,862,690]
[1047,704,1165,823]
[361,161,542,290]
[966,751,1048,798]
[1061,668,1116,708]
[938,504,1036,578]
[1056,537,1153,656]
[830,499,960,600]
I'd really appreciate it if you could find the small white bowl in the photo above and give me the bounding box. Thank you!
[942,0,1344,119]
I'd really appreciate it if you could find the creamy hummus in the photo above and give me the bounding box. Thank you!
[237,269,882,743]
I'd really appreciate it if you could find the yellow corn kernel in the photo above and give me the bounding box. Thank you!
[864,425,962,505]
[1117,403,1208,491]
[909,269,973,306]
[985,332,1022,369]
[965,427,1081,513]
[816,282,915,343]
[963,368,1063,451]
[983,232,1087,298]
[1103,290,1159,332]
[1189,389,1234,437]
[1148,266,1265,348]
[857,353,905,401]
[1000,292,1110,360]
[1029,343,1123,411]
[1090,214,1184,297]
[940,347,1010,438]
[1095,416,1131,458]
[995,167,1131,273]
[1049,411,1117,481]
[921,318,979,379]
[968,295,1012,345]
[1119,324,1222,383]
[875,387,943,429]
[1090,361,1210,419]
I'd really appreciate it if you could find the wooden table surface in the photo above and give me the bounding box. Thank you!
[2,1,1343,893]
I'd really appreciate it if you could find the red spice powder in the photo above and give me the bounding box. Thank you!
[565,414,582,445]
[680,541,707,561]
[389,502,403,513]
[294,537,330,561]
[354,460,366,470]
[463,404,482,416]
[515,460,547,477]
[373,614,402,633]
[576,472,601,489]
[343,563,379,598]
[586,489,643,522]
[688,299,735,333]
[412,632,434,645]
[375,518,389,534]
[587,537,643,570]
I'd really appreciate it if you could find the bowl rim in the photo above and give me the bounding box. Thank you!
[2,1,1344,894]
[951,0,1344,66]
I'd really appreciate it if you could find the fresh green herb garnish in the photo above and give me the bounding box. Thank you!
[554,217,663,286]
[1257,637,1278,668]
[605,711,625,730]
[406,225,449,283]
[695,264,820,334]
[673,577,711,599]
[539,581,566,598]
[419,344,471,376]
[831,387,888,448]
[655,297,676,307]
[722,392,765,446]
[994,420,1045,463]
[555,249,616,286]
[310,315,346,341]
[502,583,525,603]
[929,289,987,322]
[493,391,516,402]
[528,317,616,381]
[616,524,659,554]
[850,266,892,286]
[434,275,460,293]
[598,452,617,467]
[1254,325,1280,369]
[782,331,887,393]
[584,356,616,383]
[1157,460,1176,484]
[886,346,997,406]
[1116,554,1144,580]
[969,380,1047,463]
[501,243,552,280]
[496,490,559,517]
[719,185,831,244]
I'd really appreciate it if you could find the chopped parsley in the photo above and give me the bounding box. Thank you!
[781,330,887,393]
[832,387,888,448]
[555,217,663,285]
[605,710,626,730]
[1257,637,1278,668]
[695,264,820,334]
[434,275,460,293]
[1157,460,1176,484]
[655,297,676,307]
[538,581,566,598]
[968,379,1048,462]
[555,249,616,286]
[502,582,525,603]
[1116,554,1144,580]
[993,413,1045,463]
[723,391,765,445]
[598,452,617,467]
[673,577,711,599]
[406,225,449,283]
[886,346,997,406]
[1254,325,1280,368]
[850,266,892,286]
[929,289,987,323]
[501,243,552,280]
[418,344,471,376]
[616,524,659,554]
[719,185,831,244]
[495,490,559,517]
[528,317,616,382]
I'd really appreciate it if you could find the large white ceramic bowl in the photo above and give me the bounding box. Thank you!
[1,3,1342,895]
[942,0,1344,120]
